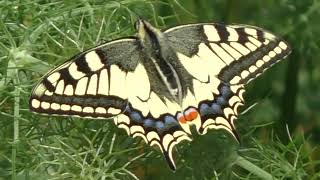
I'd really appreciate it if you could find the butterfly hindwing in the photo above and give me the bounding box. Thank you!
[114,106,191,170]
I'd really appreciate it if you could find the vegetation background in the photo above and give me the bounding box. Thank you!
[1,0,319,179]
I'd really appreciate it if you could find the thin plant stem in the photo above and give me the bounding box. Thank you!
[235,155,274,180]
[12,73,20,180]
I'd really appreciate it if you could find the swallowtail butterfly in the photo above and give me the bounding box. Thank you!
[29,19,291,170]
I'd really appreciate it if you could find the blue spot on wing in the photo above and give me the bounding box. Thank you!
[220,85,232,98]
[199,103,211,115]
[155,121,165,133]
[143,118,154,128]
[125,104,181,134]
[211,103,222,114]
[164,115,178,127]
[216,96,227,106]
[130,112,143,123]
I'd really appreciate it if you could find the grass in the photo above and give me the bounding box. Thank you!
[1,0,320,179]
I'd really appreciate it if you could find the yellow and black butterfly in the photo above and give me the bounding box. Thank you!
[29,19,291,170]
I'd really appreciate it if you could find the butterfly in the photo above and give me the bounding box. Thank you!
[29,18,291,170]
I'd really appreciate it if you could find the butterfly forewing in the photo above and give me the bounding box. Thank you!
[30,38,141,118]
[165,23,291,85]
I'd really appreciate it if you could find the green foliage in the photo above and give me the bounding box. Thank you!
[1,0,320,179]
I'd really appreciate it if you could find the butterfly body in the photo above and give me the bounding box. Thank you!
[137,19,190,105]
[30,19,291,170]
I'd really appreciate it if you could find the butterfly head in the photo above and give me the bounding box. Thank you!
[135,19,163,50]
[135,18,159,33]
[135,18,147,40]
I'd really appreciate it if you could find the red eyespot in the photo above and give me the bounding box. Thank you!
[177,113,187,124]
[185,110,198,121]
